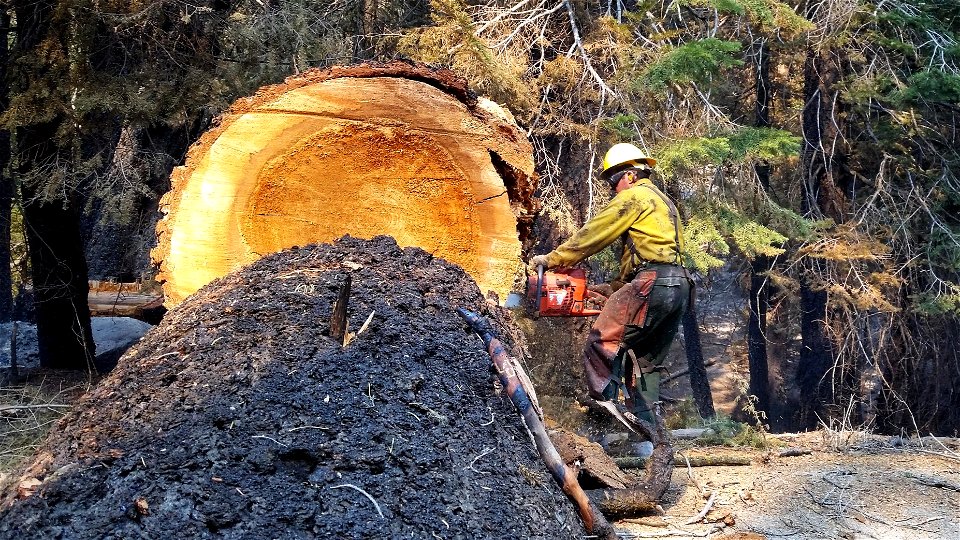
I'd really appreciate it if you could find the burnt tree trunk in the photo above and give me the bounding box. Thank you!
[747,37,772,416]
[682,305,715,419]
[797,45,846,427]
[664,176,715,420]
[17,126,95,370]
[13,2,95,370]
[0,9,13,322]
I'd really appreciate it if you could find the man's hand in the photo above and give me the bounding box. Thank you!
[528,254,550,274]
[588,283,613,297]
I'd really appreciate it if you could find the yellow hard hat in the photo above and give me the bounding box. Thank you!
[600,143,656,180]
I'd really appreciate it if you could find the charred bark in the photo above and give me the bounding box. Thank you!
[681,305,715,419]
[17,130,95,370]
[747,37,772,416]
[747,256,771,415]
[796,46,848,428]
[12,1,95,370]
[664,176,715,420]
[0,10,13,322]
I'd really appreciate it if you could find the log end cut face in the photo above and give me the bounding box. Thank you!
[154,63,535,306]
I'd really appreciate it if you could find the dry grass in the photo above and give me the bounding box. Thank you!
[0,374,89,476]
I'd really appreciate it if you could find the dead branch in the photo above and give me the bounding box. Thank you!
[904,472,960,492]
[0,404,73,413]
[457,308,615,539]
[916,449,960,463]
[777,447,812,457]
[684,490,717,525]
[661,359,717,384]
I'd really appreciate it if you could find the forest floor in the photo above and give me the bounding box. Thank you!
[0,239,958,539]
[4,386,958,540]
[616,430,960,540]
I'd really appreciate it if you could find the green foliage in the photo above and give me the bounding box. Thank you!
[895,70,960,104]
[683,199,821,270]
[763,200,829,243]
[730,221,787,258]
[715,204,787,258]
[677,0,812,36]
[929,225,960,272]
[694,416,771,449]
[397,0,535,117]
[639,38,743,92]
[682,215,728,271]
[664,398,704,429]
[913,290,960,316]
[587,243,624,283]
[599,114,642,142]
[655,127,800,178]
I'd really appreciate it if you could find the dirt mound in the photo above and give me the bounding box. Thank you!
[0,236,584,539]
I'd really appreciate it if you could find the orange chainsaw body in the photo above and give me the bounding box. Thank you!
[527,267,603,317]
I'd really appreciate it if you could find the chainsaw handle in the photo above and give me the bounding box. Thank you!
[535,264,544,317]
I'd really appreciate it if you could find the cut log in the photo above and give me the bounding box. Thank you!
[152,61,536,306]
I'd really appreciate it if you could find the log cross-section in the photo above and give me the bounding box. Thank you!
[152,62,536,306]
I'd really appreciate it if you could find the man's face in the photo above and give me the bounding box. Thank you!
[613,170,635,194]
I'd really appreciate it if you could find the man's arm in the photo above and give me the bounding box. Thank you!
[545,190,652,268]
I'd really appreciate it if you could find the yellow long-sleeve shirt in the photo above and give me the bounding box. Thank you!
[545,179,684,281]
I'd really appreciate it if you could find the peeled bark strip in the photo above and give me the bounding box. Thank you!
[153,61,536,306]
[549,427,633,490]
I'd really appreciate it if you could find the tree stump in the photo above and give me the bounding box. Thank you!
[153,61,536,306]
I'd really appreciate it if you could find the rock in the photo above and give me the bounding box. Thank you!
[632,441,654,458]
[89,317,153,373]
[0,318,152,376]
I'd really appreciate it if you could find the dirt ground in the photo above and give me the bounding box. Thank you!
[0,236,584,539]
[613,431,960,539]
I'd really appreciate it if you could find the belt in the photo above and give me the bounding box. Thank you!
[627,263,690,283]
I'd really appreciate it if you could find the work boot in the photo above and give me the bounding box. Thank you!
[632,440,654,458]
[631,370,660,424]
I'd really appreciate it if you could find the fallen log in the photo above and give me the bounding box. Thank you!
[777,447,812,458]
[615,454,752,469]
[580,398,676,518]
[153,61,536,306]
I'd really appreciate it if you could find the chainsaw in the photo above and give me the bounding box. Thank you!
[527,265,605,317]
